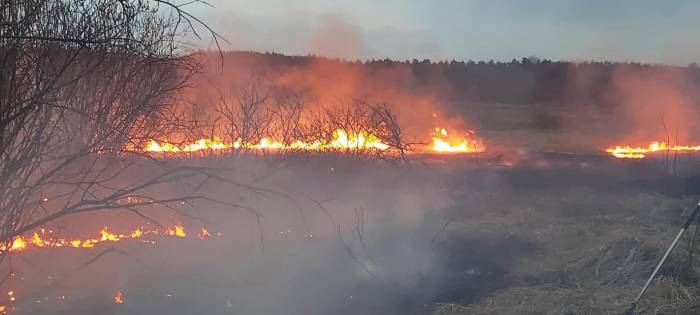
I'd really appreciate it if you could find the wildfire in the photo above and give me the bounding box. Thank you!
[0,224,210,253]
[113,291,124,304]
[130,127,486,156]
[144,137,234,153]
[198,228,211,240]
[606,141,700,159]
[135,129,390,154]
[430,128,485,153]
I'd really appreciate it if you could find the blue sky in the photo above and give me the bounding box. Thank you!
[188,0,700,64]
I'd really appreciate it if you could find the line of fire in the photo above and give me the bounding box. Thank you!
[5,1,700,315]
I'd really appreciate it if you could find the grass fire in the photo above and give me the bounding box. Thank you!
[132,126,484,156]
[606,141,700,159]
[5,1,700,315]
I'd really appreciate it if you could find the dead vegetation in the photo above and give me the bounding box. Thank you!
[431,179,700,315]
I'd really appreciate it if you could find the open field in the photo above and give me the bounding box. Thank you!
[6,1,700,314]
[5,149,700,314]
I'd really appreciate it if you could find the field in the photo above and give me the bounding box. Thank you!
[6,2,700,314]
[7,102,700,315]
[10,135,700,315]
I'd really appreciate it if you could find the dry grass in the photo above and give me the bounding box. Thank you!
[434,277,698,315]
[432,178,700,315]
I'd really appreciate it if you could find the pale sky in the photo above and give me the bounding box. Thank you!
[187,0,700,65]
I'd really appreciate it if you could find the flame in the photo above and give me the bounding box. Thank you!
[113,291,123,304]
[135,129,390,155]
[431,128,485,153]
[1,224,213,253]
[144,137,234,153]
[9,238,25,251]
[168,224,186,238]
[100,228,120,241]
[198,228,211,240]
[131,127,486,156]
[606,141,700,159]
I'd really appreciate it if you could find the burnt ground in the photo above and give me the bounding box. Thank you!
[6,152,700,315]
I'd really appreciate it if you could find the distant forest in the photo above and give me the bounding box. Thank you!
[205,51,700,107]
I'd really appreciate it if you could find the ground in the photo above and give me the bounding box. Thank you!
[430,160,700,315]
[8,105,700,315]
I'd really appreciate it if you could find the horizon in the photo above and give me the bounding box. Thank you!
[198,49,700,67]
[188,0,700,66]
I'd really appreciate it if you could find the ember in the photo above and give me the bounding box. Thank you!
[113,291,123,304]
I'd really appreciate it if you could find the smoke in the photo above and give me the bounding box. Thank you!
[10,158,530,315]
[187,52,476,145]
[308,15,364,61]
[605,65,700,145]
[533,62,700,152]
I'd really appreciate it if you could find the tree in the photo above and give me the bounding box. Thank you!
[0,0,240,253]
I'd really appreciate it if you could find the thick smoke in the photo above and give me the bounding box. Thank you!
[185,52,478,146]
[605,66,700,145]
[14,158,504,315]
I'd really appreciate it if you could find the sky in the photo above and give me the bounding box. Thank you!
[187,0,700,65]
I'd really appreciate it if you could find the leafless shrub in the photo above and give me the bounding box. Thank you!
[217,78,271,151]
[318,100,412,161]
[268,90,305,147]
[0,0,236,253]
[212,79,412,161]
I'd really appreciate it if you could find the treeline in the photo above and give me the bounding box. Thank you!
[206,51,700,106]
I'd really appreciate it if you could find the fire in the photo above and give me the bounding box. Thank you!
[606,141,700,159]
[168,224,186,238]
[9,238,25,251]
[135,129,390,154]
[144,137,234,153]
[198,228,211,240]
[131,127,486,156]
[430,128,485,153]
[328,129,389,151]
[1,224,212,253]
[113,291,123,304]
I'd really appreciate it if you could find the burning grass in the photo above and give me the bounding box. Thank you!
[0,224,213,253]
[123,87,486,159]
[606,142,700,159]
[130,126,484,157]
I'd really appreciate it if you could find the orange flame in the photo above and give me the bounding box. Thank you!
[606,141,700,159]
[130,127,486,156]
[168,224,186,238]
[113,291,123,304]
[134,129,390,155]
[144,137,234,153]
[1,224,213,253]
[430,127,485,153]
[198,228,211,240]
